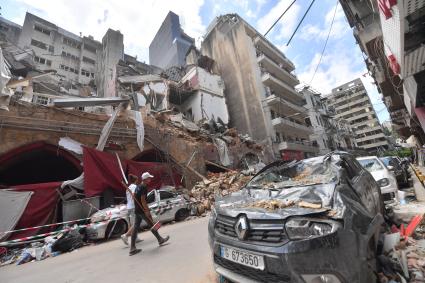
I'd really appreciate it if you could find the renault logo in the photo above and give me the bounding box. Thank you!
[235,215,249,240]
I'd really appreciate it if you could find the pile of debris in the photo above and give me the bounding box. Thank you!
[379,215,425,282]
[189,171,252,215]
[0,227,85,266]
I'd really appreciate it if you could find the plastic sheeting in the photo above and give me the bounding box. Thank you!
[129,110,144,152]
[83,147,181,197]
[59,137,83,155]
[0,47,13,111]
[0,190,33,241]
[214,138,231,166]
[4,182,61,240]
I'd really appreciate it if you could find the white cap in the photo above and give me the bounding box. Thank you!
[141,172,154,180]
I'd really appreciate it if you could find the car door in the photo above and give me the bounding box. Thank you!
[158,190,177,222]
[146,190,160,224]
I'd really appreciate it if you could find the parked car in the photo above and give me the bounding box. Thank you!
[379,156,409,186]
[209,152,384,283]
[86,188,191,240]
[357,156,398,202]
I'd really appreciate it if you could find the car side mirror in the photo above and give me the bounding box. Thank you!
[387,165,394,171]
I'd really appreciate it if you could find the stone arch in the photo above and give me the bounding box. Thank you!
[132,148,168,162]
[0,141,82,187]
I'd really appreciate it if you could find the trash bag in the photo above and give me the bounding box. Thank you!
[51,230,84,253]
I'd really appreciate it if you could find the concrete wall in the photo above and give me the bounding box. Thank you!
[201,18,271,144]
[96,29,124,97]
[149,11,194,69]
[0,17,22,44]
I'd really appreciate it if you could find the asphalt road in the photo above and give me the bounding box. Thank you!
[0,217,216,283]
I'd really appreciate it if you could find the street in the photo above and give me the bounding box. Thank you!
[0,217,216,283]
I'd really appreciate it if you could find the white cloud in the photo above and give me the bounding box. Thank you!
[15,0,205,63]
[299,3,349,41]
[256,0,301,39]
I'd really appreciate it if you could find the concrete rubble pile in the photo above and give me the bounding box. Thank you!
[379,216,425,283]
[189,171,252,216]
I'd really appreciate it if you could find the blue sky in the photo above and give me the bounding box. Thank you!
[1,0,389,121]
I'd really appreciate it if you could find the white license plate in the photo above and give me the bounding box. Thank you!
[220,246,265,270]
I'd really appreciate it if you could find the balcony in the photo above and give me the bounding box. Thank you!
[277,141,319,153]
[356,126,382,135]
[254,36,294,71]
[261,73,304,104]
[263,95,307,115]
[361,140,388,149]
[355,132,386,143]
[272,117,313,135]
[257,54,299,87]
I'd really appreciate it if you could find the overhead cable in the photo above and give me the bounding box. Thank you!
[286,0,316,46]
[309,0,339,85]
[264,0,297,37]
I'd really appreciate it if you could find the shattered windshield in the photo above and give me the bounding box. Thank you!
[247,157,337,189]
[357,158,383,172]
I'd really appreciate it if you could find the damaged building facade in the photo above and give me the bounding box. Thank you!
[201,14,314,161]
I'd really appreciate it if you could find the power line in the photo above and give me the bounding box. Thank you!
[264,0,297,37]
[309,0,338,85]
[286,0,316,46]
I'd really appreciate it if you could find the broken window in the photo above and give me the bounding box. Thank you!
[32,95,49,105]
[160,191,174,200]
[82,56,95,65]
[31,39,47,50]
[34,24,51,36]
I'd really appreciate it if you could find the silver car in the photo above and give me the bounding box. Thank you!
[86,188,191,240]
[356,156,398,202]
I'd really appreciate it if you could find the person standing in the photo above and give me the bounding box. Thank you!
[129,172,170,256]
[120,174,141,245]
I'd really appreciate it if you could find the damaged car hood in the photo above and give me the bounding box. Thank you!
[215,182,342,220]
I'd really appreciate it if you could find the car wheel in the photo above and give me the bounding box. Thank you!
[105,219,128,239]
[175,209,189,222]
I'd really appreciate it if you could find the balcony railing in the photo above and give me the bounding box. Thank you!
[271,117,312,134]
[276,140,319,153]
[263,94,307,113]
[257,53,299,87]
[261,72,304,103]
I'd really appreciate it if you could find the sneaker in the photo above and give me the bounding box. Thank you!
[158,235,170,246]
[129,249,141,256]
[121,235,128,246]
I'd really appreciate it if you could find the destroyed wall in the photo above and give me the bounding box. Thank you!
[0,101,146,159]
[177,66,229,124]
[201,17,274,158]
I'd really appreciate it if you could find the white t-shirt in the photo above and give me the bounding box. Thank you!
[126,184,137,209]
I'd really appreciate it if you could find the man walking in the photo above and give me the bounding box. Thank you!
[121,174,141,246]
[129,172,170,256]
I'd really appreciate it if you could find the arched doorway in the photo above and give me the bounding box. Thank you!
[0,141,82,186]
[132,148,168,162]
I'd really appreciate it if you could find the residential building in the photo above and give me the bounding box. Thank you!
[0,17,22,44]
[201,14,314,161]
[326,78,388,152]
[17,13,101,94]
[339,0,425,143]
[303,86,356,154]
[149,11,195,69]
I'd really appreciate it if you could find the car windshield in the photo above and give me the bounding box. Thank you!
[247,157,337,189]
[358,158,384,172]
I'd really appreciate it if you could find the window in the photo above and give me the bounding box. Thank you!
[61,51,79,61]
[0,25,9,32]
[270,110,276,119]
[48,45,54,53]
[84,44,97,54]
[159,191,175,201]
[34,56,50,65]
[82,56,95,65]
[146,192,155,204]
[34,24,51,36]
[31,39,47,50]
[32,95,49,105]
[81,69,91,77]
[63,36,81,49]
[46,60,52,67]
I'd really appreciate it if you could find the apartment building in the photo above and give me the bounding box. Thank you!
[201,14,314,160]
[302,86,357,154]
[326,78,388,152]
[17,13,101,94]
[149,11,195,69]
[339,0,425,143]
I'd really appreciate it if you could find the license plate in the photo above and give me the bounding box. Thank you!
[220,246,265,270]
